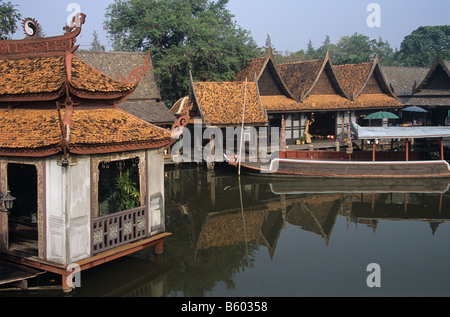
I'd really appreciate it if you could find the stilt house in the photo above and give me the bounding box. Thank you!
[0,15,172,291]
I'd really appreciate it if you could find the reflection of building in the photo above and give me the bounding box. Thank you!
[165,167,450,265]
[0,15,172,292]
[348,192,450,235]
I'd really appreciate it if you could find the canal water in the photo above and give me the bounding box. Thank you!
[7,164,450,297]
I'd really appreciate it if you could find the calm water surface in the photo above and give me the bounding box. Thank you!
[14,164,450,297]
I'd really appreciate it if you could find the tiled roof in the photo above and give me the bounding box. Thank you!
[0,55,137,101]
[260,95,301,112]
[70,56,137,94]
[382,66,428,97]
[300,95,354,111]
[119,100,175,125]
[193,81,267,126]
[334,63,373,97]
[300,94,402,111]
[0,109,61,151]
[278,59,324,100]
[353,94,402,109]
[0,108,173,156]
[0,56,66,96]
[234,57,265,82]
[75,51,162,101]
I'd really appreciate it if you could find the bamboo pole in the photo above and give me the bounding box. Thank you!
[238,78,248,176]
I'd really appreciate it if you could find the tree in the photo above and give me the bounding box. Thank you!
[397,25,450,67]
[105,0,259,106]
[90,30,106,51]
[0,0,21,40]
[332,33,395,65]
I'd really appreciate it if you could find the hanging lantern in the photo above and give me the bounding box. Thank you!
[2,190,16,211]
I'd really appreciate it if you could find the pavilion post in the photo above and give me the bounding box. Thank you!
[441,137,444,160]
[405,139,409,162]
[372,141,376,162]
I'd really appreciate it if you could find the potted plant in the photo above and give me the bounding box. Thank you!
[114,169,140,211]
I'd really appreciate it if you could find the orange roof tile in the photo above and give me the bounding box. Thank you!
[352,94,403,109]
[0,108,172,156]
[334,63,373,97]
[0,109,61,151]
[301,94,354,111]
[300,94,402,111]
[278,59,324,100]
[260,95,301,112]
[193,81,267,126]
[0,56,66,96]
[70,56,137,94]
[234,57,265,82]
[0,55,137,101]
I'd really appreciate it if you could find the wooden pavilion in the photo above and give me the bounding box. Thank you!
[170,73,268,166]
[277,52,353,140]
[234,48,301,146]
[334,56,403,128]
[405,54,450,126]
[0,15,173,292]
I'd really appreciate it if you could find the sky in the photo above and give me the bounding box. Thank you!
[9,0,450,52]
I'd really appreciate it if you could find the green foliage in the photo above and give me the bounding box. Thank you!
[114,169,140,211]
[0,0,21,40]
[105,0,259,106]
[396,25,450,67]
[272,33,396,66]
[90,30,106,51]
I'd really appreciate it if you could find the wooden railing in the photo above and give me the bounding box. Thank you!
[92,206,148,255]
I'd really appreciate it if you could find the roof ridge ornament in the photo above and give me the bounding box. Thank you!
[115,50,151,85]
[0,14,86,56]
[21,18,41,38]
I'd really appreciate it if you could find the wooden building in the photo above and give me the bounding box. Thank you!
[0,15,173,291]
[76,51,176,129]
[171,74,268,165]
[274,52,352,140]
[404,54,450,126]
[234,48,301,145]
[334,56,403,127]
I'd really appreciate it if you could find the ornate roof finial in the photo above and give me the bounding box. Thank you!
[21,18,41,38]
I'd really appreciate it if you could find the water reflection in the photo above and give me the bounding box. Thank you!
[6,164,449,297]
[162,164,450,296]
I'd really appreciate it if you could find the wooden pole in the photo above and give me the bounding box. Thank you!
[372,141,376,162]
[406,139,409,162]
[441,137,444,160]
[238,78,248,176]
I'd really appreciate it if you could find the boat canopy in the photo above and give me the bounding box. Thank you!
[351,122,450,140]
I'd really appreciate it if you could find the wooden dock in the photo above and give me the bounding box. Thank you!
[0,259,45,290]
[0,232,171,293]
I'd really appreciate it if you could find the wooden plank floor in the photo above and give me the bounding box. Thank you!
[0,259,45,286]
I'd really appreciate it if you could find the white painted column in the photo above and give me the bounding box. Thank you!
[45,155,91,265]
[146,149,165,236]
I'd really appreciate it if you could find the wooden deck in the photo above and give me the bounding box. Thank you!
[0,259,45,290]
[0,232,171,292]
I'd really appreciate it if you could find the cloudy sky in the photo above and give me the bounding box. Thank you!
[10,0,450,52]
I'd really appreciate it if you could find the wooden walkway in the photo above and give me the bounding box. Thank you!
[0,259,45,290]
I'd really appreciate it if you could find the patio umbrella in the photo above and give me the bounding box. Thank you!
[364,111,399,120]
[401,106,428,113]
[401,106,427,126]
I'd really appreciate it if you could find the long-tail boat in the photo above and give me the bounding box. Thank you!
[226,123,450,178]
